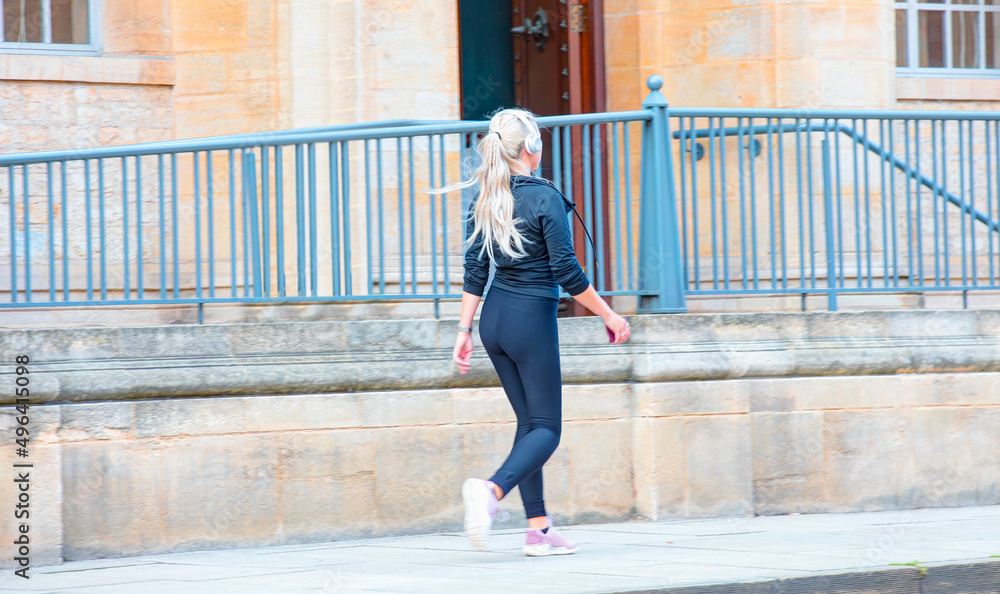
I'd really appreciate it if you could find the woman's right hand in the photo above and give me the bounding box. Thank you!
[566,284,632,344]
[604,312,631,344]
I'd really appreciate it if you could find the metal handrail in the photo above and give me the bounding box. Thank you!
[670,107,1000,121]
[673,121,1000,233]
[7,72,1000,315]
[0,111,652,166]
[0,94,663,312]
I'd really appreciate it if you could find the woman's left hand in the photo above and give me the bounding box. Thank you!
[454,331,474,375]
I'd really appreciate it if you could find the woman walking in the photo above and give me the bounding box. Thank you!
[447,108,631,556]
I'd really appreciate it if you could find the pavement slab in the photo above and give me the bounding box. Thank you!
[1,505,998,593]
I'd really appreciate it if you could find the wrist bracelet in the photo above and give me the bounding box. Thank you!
[457,324,472,333]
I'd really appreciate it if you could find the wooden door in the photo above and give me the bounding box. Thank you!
[511,0,569,183]
[511,0,610,317]
[458,1,610,316]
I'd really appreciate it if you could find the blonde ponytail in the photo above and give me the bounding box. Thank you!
[428,108,542,263]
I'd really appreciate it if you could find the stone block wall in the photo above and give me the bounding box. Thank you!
[603,0,895,111]
[0,0,466,304]
[11,0,1000,307]
[4,373,998,566]
[1,309,999,567]
[599,1,1000,299]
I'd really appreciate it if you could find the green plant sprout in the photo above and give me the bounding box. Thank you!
[888,560,928,578]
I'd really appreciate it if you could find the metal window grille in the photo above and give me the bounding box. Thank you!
[895,0,1000,77]
[0,0,98,54]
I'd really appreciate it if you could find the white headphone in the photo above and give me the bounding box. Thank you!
[506,109,543,154]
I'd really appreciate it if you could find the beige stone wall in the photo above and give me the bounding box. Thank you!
[0,0,174,298]
[0,24,175,296]
[0,82,172,152]
[170,0,281,138]
[5,0,1000,305]
[0,0,461,148]
[1,308,999,565]
[895,78,1000,121]
[0,0,465,302]
[599,2,1000,294]
[0,0,175,154]
[896,78,1000,108]
[278,0,460,129]
[2,372,997,566]
[603,0,646,112]
[271,0,462,296]
[603,0,896,111]
[602,1,906,298]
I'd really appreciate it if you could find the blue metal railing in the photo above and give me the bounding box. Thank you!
[5,74,1000,315]
[1,104,676,313]
[670,106,1000,310]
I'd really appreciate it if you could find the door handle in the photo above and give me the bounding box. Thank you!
[510,7,550,52]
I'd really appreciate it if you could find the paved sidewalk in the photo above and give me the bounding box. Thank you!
[3,505,999,593]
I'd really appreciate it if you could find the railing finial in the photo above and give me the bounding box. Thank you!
[642,74,667,108]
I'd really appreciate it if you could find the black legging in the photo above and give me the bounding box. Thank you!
[478,285,562,520]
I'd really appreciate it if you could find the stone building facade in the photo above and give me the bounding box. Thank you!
[3,1,996,155]
[2,1,999,312]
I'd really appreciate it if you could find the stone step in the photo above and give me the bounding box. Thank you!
[3,290,1000,328]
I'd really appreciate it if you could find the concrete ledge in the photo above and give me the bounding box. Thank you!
[0,54,175,86]
[6,291,1000,327]
[1,310,998,567]
[3,309,1000,405]
[896,75,1000,102]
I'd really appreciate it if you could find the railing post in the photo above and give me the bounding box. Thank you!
[242,150,263,298]
[821,138,838,312]
[639,75,686,313]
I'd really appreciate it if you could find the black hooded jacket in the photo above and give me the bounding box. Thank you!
[463,175,591,300]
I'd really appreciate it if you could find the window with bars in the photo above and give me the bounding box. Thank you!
[0,0,96,53]
[896,0,1000,75]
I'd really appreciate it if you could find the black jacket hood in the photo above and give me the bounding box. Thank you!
[510,175,576,210]
[510,175,597,269]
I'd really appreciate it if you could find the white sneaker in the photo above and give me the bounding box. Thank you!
[462,478,508,551]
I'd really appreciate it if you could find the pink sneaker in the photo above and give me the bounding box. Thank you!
[462,478,509,551]
[524,517,578,556]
